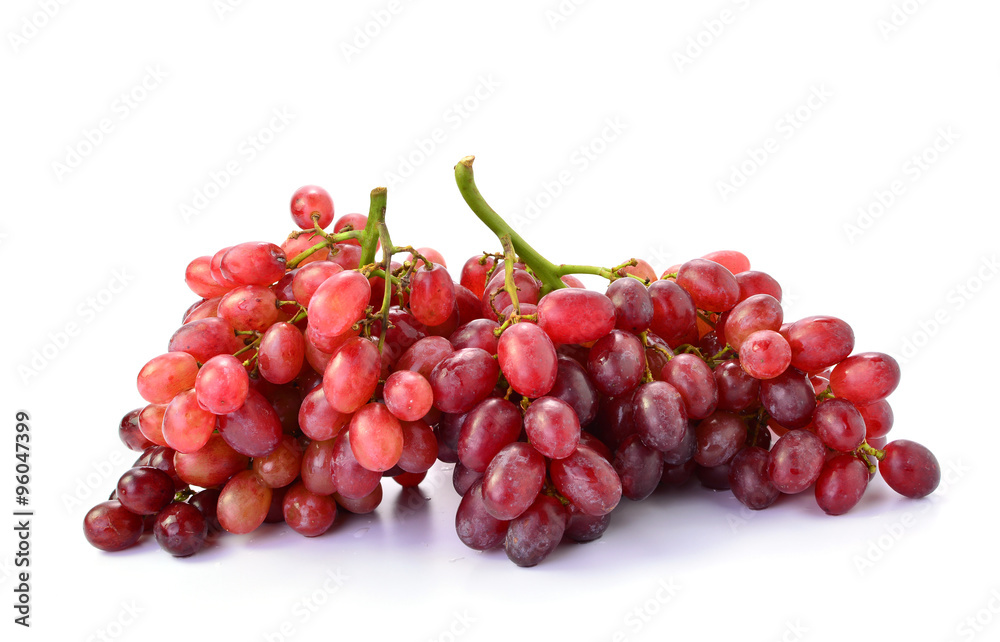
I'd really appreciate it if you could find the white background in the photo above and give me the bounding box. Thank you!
[2,1,999,640]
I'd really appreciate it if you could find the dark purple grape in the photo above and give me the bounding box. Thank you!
[815,455,869,515]
[565,505,611,542]
[429,348,500,414]
[154,502,208,556]
[696,462,732,490]
[714,359,760,412]
[83,501,144,552]
[660,354,718,420]
[613,434,664,501]
[481,443,547,521]
[117,467,175,515]
[504,494,568,567]
[768,430,826,494]
[694,411,747,467]
[879,440,940,499]
[759,368,816,429]
[549,445,622,516]
[456,480,509,550]
[452,461,483,496]
[457,399,522,473]
[119,408,154,452]
[728,447,780,510]
[547,356,599,427]
[587,330,645,397]
[632,381,688,453]
[661,423,697,466]
[189,488,222,534]
[606,278,654,333]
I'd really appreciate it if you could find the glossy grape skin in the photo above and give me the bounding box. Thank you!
[396,420,438,474]
[481,269,540,320]
[536,288,616,345]
[739,330,791,380]
[307,270,371,337]
[119,408,154,452]
[283,482,338,537]
[815,455,869,515]
[169,437,242,490]
[728,447,780,510]
[333,484,383,514]
[332,212,368,242]
[879,440,940,498]
[830,352,901,405]
[189,489,222,534]
[735,271,782,303]
[456,480,509,551]
[505,495,568,567]
[786,316,854,373]
[648,280,697,344]
[714,359,760,412]
[217,470,272,534]
[185,255,232,298]
[724,294,783,351]
[435,412,466,464]
[549,445,622,516]
[676,258,740,312]
[453,461,484,496]
[547,356,599,427]
[460,255,497,299]
[481,443,547,521]
[524,397,581,459]
[429,348,500,414]
[84,501,144,552]
[661,423,697,466]
[299,438,338,495]
[702,250,750,275]
[220,242,287,286]
[168,317,243,364]
[498,322,559,398]
[606,277,654,333]
[183,296,222,324]
[331,430,383,499]
[253,435,303,488]
[281,232,329,266]
[195,354,250,415]
[614,434,664,501]
[291,262,343,307]
[587,329,644,397]
[154,503,208,556]
[409,263,457,327]
[449,319,500,355]
[859,399,894,440]
[290,185,334,229]
[258,323,306,385]
[660,353,719,420]
[116,467,175,515]
[383,370,433,422]
[565,505,612,543]
[323,337,381,414]
[348,403,403,472]
[210,246,239,288]
[631,381,688,453]
[457,398,523,473]
[137,352,199,404]
[396,336,455,378]
[162,389,217,453]
[768,430,826,494]
[217,285,278,332]
[694,412,748,467]
[813,398,866,452]
[215,389,283,457]
[760,368,816,429]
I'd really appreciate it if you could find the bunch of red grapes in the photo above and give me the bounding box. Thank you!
[84,167,941,567]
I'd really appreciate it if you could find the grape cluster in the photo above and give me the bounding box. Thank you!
[83,160,941,566]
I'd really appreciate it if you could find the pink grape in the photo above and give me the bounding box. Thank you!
[536,288,616,345]
[195,354,250,414]
[137,352,198,404]
[830,352,901,405]
[290,185,334,230]
[498,321,559,398]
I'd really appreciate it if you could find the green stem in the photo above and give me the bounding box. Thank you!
[376,222,394,354]
[454,157,565,295]
[499,235,521,316]
[858,441,886,461]
[359,187,387,268]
